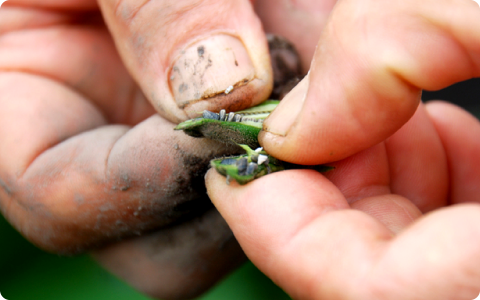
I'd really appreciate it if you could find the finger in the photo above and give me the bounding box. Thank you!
[385,103,449,212]
[0,5,154,125]
[98,0,273,123]
[254,0,336,72]
[260,0,480,164]
[93,209,246,300]
[426,101,480,204]
[207,170,480,299]
[0,5,74,34]
[0,72,236,254]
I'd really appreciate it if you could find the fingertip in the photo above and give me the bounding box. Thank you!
[205,168,237,209]
[204,168,219,193]
[260,75,333,165]
[424,99,464,116]
[169,33,272,120]
[98,0,273,123]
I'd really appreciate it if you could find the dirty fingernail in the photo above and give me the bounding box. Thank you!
[169,34,255,109]
[263,75,309,136]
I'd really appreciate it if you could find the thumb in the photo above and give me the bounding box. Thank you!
[260,0,480,164]
[97,0,272,123]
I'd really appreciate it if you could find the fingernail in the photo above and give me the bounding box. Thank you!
[169,34,255,108]
[263,75,309,136]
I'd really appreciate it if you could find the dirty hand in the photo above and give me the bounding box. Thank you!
[208,0,480,299]
[0,0,326,299]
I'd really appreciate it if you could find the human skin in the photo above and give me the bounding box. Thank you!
[2,0,480,300]
[207,0,480,299]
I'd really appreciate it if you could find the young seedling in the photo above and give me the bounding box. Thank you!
[174,100,279,149]
[210,144,284,185]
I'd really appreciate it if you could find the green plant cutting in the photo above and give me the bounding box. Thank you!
[175,100,333,185]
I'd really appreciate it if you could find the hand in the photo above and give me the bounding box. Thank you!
[207,0,480,299]
[0,0,283,299]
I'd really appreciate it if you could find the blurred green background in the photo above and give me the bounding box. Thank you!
[0,214,291,300]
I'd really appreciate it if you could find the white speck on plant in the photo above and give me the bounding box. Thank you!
[224,85,234,94]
